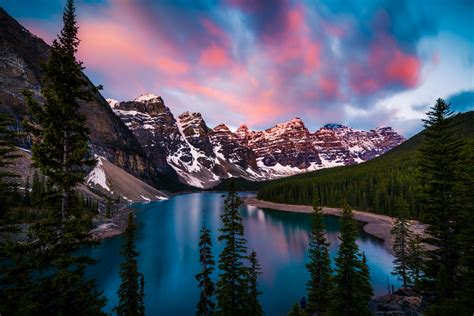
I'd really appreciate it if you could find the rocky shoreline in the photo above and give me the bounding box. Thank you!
[243,197,425,254]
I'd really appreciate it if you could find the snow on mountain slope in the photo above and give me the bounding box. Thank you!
[107,95,405,188]
[86,156,169,202]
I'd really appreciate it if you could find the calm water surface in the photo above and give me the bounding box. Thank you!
[85,192,400,315]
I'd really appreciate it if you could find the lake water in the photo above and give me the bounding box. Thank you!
[85,192,400,315]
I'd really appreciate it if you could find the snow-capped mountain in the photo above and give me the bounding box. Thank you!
[107,95,405,188]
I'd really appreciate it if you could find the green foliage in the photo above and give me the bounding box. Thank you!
[417,99,464,308]
[106,199,112,218]
[391,198,412,287]
[195,224,215,316]
[306,199,332,314]
[115,212,145,316]
[0,112,20,219]
[1,1,106,314]
[216,181,249,315]
[246,250,264,316]
[257,111,474,219]
[23,0,96,223]
[455,141,474,313]
[287,302,305,316]
[330,204,373,316]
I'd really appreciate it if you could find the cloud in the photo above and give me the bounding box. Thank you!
[4,0,473,136]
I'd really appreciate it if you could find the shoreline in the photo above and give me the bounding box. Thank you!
[243,197,425,254]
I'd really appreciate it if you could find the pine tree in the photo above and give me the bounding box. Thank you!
[357,253,373,307]
[391,198,412,288]
[330,203,373,316]
[417,98,463,307]
[1,1,106,314]
[195,224,215,316]
[30,171,43,208]
[23,0,96,227]
[454,141,474,313]
[406,234,423,288]
[0,113,20,219]
[106,199,112,218]
[115,212,145,316]
[306,199,332,314]
[216,180,249,315]
[287,302,305,316]
[246,250,264,316]
[23,176,31,207]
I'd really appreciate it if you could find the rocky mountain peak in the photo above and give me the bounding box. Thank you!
[106,98,119,108]
[213,123,231,133]
[114,95,170,117]
[134,93,162,103]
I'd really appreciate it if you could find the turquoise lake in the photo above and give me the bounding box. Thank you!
[85,192,401,315]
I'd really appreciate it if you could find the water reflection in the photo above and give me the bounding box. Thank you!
[85,192,400,316]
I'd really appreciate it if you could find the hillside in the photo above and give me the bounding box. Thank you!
[256,111,474,218]
[0,7,186,192]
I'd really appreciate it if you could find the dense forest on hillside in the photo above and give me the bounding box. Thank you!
[257,111,474,218]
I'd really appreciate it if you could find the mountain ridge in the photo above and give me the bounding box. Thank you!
[107,94,405,188]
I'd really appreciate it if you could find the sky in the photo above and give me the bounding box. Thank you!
[3,0,474,136]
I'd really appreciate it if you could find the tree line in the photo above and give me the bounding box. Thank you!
[257,111,474,220]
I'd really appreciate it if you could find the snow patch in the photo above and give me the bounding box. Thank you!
[86,156,111,192]
[106,98,119,108]
[134,93,161,102]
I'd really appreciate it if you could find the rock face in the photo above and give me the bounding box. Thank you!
[108,96,405,188]
[0,8,181,190]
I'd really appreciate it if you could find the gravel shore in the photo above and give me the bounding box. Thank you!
[243,197,425,254]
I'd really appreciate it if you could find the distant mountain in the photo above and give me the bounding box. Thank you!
[108,94,405,188]
[256,111,474,218]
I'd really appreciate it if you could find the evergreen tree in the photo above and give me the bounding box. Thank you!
[454,141,474,313]
[195,224,215,316]
[30,171,43,208]
[115,212,145,316]
[23,177,31,206]
[391,198,412,287]
[330,204,373,316]
[23,0,96,227]
[305,199,332,314]
[288,302,305,316]
[216,180,249,315]
[406,234,423,288]
[357,253,373,307]
[1,1,106,314]
[417,98,463,307]
[0,113,20,219]
[246,250,264,316]
[106,199,112,218]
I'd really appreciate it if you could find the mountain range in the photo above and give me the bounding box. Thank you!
[107,94,405,188]
[0,7,404,191]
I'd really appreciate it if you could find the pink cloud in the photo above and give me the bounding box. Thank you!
[200,44,231,68]
[349,33,421,94]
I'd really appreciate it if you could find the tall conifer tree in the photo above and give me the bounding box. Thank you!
[0,113,20,219]
[1,1,106,314]
[216,180,249,315]
[306,199,332,314]
[246,250,264,316]
[391,198,412,288]
[417,98,463,308]
[115,212,145,316]
[23,0,96,226]
[330,204,373,316]
[195,224,215,316]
